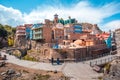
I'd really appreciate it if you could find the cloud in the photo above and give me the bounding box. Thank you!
[102,20,120,31]
[0,5,24,27]
[0,1,120,31]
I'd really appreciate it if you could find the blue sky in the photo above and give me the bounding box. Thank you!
[0,0,120,31]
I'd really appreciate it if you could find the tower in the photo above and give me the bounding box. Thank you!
[54,14,58,24]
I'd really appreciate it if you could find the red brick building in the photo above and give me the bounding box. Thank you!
[42,26,52,43]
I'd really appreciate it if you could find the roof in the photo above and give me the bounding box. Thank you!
[17,26,26,30]
[32,23,43,29]
[24,24,33,28]
[96,32,110,40]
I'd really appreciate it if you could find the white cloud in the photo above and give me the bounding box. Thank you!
[102,20,120,31]
[0,5,24,26]
[0,1,120,30]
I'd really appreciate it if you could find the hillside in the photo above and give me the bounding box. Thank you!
[81,23,102,33]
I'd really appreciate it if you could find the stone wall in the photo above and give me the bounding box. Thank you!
[115,28,120,55]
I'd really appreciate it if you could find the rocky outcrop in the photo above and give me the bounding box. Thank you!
[103,59,120,80]
[81,23,102,33]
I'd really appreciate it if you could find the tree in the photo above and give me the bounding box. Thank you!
[4,25,12,35]
[12,27,16,34]
[0,24,8,47]
[0,27,8,42]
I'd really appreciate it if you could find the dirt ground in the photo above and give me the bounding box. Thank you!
[0,62,69,80]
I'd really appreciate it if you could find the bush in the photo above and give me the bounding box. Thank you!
[27,50,34,53]
[12,50,21,57]
[22,55,38,62]
[33,74,50,80]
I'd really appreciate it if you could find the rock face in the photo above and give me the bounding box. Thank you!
[81,23,102,33]
[103,59,120,80]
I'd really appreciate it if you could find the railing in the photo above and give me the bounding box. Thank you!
[89,48,120,66]
[90,56,117,66]
[33,31,42,34]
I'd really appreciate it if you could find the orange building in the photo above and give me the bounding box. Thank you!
[96,32,110,40]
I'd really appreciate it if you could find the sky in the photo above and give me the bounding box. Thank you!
[0,0,120,31]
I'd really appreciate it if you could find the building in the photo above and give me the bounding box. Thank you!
[115,28,120,55]
[58,16,76,25]
[15,25,26,47]
[64,24,74,39]
[52,24,64,43]
[43,26,52,43]
[16,25,26,39]
[96,32,112,48]
[31,23,52,43]
[54,14,59,24]
[31,23,43,40]
[24,24,33,39]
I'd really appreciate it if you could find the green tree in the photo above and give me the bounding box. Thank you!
[12,27,16,35]
[4,25,12,35]
[0,25,8,42]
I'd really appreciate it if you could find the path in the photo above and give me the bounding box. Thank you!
[1,50,103,80]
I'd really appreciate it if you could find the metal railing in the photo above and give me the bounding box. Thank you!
[89,48,120,66]
[90,56,117,66]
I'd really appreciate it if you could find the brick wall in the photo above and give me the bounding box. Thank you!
[43,27,52,43]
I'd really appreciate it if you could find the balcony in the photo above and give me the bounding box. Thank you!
[16,30,25,33]
[33,36,43,40]
[16,33,26,36]
[33,31,42,34]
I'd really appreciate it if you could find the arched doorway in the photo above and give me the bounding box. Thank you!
[43,49,50,59]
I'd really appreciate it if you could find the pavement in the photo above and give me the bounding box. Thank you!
[0,50,103,80]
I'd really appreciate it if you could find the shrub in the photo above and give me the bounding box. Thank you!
[22,55,38,62]
[34,74,50,80]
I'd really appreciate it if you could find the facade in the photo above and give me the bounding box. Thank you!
[43,26,52,43]
[73,24,82,33]
[64,24,83,40]
[64,24,74,39]
[52,26,64,43]
[31,24,43,40]
[58,16,76,25]
[16,25,26,39]
[31,24,53,43]
[24,24,33,39]
[96,32,111,48]
[115,28,120,55]
[15,25,26,47]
